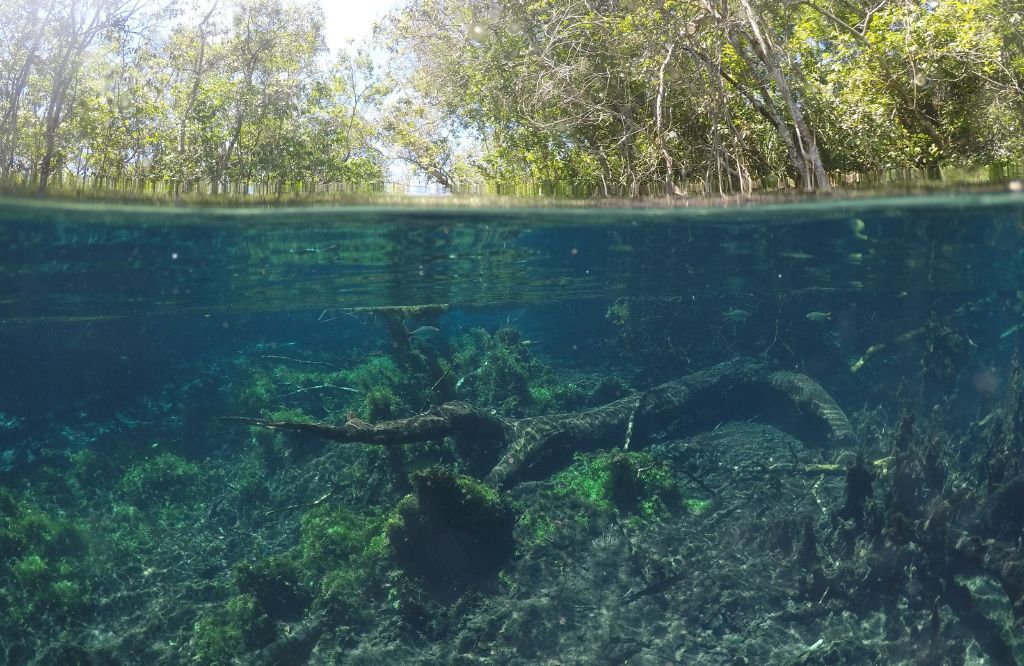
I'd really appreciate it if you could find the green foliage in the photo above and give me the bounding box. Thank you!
[298,504,390,614]
[453,327,576,416]
[685,498,712,515]
[361,387,402,422]
[193,593,274,665]
[117,453,200,508]
[299,504,387,575]
[236,353,427,424]
[0,491,91,622]
[0,0,386,197]
[2,0,1023,198]
[551,451,681,519]
[515,508,557,547]
[386,0,1024,194]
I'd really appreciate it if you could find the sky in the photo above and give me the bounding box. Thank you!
[320,1,400,54]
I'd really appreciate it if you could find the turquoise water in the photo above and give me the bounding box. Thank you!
[1,195,1023,664]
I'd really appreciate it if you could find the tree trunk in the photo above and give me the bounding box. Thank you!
[655,43,677,196]
[736,0,831,191]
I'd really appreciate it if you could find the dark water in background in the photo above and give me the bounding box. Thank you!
[3,193,1024,663]
[2,193,1022,439]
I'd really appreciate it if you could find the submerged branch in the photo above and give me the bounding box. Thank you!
[227,358,855,487]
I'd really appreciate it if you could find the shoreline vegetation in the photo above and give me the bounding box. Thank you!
[1,170,1023,210]
[2,0,1024,200]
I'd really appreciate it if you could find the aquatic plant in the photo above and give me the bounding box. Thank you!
[551,450,681,519]
[298,504,390,616]
[452,327,531,413]
[360,386,402,422]
[528,380,592,414]
[604,297,700,379]
[451,326,585,416]
[193,593,274,665]
[684,498,712,515]
[263,406,319,424]
[0,490,85,561]
[514,508,558,547]
[0,490,91,622]
[235,350,442,427]
[117,452,200,508]
[299,504,386,575]
[107,502,155,554]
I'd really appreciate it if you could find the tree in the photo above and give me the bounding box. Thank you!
[0,0,55,179]
[35,0,147,190]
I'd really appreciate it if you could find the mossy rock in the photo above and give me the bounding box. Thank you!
[388,468,514,599]
[232,556,308,622]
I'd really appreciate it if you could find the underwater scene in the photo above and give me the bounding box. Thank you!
[3,194,1024,665]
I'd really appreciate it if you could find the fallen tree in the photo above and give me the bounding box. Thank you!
[228,358,856,487]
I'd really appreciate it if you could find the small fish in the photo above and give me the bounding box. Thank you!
[975,412,998,427]
[722,308,752,322]
[805,311,831,322]
[408,325,440,341]
[1000,324,1020,339]
[851,219,869,240]
[850,343,886,373]
[251,341,297,351]
[780,251,814,260]
[720,309,753,321]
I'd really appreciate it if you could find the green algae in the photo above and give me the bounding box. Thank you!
[193,593,275,665]
[0,489,92,624]
[452,326,588,416]
[299,503,392,616]
[117,453,200,507]
[551,450,683,519]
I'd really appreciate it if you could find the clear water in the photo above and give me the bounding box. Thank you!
[1,194,1023,664]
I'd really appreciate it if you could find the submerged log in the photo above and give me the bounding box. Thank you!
[228,358,855,487]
